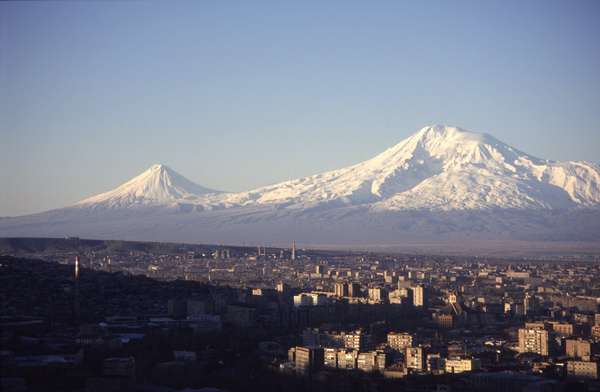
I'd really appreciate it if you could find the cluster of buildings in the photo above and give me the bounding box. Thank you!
[3,238,600,391]
[517,320,600,380]
[286,328,482,378]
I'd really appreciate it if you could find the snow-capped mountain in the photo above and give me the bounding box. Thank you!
[76,163,220,209]
[209,125,600,211]
[2,125,599,248]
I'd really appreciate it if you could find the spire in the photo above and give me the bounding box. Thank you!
[74,255,81,324]
[291,240,296,261]
[74,255,80,280]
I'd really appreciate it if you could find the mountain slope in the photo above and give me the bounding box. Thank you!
[76,164,220,209]
[210,125,600,210]
[1,125,599,247]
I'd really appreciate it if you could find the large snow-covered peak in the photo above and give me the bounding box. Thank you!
[218,124,600,210]
[396,124,488,148]
[415,124,487,142]
[341,124,521,200]
[76,163,219,208]
[373,124,527,168]
[365,124,600,210]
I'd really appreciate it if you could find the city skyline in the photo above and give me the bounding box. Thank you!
[3,237,600,391]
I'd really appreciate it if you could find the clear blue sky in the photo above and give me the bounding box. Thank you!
[1,1,599,216]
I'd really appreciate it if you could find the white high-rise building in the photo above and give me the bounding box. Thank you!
[518,327,549,356]
[412,285,426,307]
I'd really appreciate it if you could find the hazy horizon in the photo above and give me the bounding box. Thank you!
[2,1,600,216]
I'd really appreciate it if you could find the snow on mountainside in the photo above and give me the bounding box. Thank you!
[1,125,599,246]
[76,164,220,208]
[20,125,600,212]
[207,125,600,211]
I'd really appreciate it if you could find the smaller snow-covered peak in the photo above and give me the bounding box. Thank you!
[149,163,166,171]
[146,163,179,176]
[148,163,176,173]
[76,164,219,208]
[144,163,183,180]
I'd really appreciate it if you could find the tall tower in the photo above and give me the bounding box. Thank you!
[291,240,296,261]
[74,256,81,323]
[74,255,80,280]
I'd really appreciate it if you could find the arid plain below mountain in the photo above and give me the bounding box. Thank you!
[2,125,599,251]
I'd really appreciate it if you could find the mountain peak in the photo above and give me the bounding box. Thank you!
[149,163,165,170]
[146,163,179,177]
[76,164,219,207]
[418,124,466,135]
[149,163,170,172]
[411,124,492,145]
[368,125,494,170]
[140,163,180,182]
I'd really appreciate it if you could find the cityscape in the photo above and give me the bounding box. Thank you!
[3,1,600,392]
[2,238,600,391]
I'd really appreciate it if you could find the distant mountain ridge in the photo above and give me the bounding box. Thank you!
[2,125,599,247]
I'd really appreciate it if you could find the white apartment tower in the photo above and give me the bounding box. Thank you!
[518,327,549,356]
